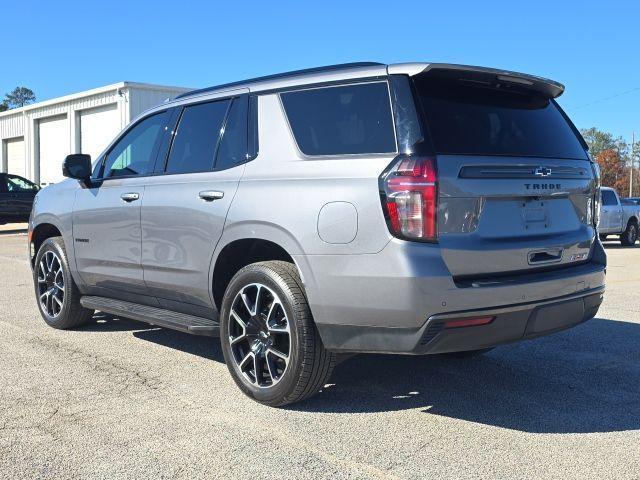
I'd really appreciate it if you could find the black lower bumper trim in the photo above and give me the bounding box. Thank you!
[420,288,604,354]
[317,287,604,354]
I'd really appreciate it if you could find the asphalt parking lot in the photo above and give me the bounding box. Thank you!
[0,229,639,480]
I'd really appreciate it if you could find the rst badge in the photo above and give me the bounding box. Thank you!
[569,253,589,261]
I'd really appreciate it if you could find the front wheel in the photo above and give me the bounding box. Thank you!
[620,222,638,246]
[33,236,94,329]
[220,261,336,407]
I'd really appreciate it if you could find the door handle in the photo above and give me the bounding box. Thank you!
[199,190,224,202]
[120,192,140,202]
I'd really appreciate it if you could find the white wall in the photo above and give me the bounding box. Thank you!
[78,103,121,160]
[38,115,69,185]
[3,137,26,177]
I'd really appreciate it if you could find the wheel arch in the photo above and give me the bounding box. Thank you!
[211,235,308,313]
[30,222,63,266]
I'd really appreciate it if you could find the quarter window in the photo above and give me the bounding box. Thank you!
[280,82,396,156]
[165,100,230,175]
[103,111,169,178]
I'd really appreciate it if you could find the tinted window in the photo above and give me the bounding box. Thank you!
[103,111,169,178]
[0,176,7,193]
[281,82,396,156]
[7,175,38,192]
[248,95,259,159]
[215,96,248,170]
[602,190,618,206]
[414,77,588,160]
[166,100,230,175]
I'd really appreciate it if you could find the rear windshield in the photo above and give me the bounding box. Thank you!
[413,77,587,160]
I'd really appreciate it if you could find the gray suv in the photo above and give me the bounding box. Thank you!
[29,62,605,406]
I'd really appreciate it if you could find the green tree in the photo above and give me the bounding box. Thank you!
[580,127,628,158]
[0,101,8,112]
[4,86,36,108]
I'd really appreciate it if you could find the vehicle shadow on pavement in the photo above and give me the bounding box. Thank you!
[79,312,158,333]
[293,317,640,434]
[81,313,640,433]
[0,228,28,235]
[132,328,224,362]
[601,241,640,249]
[78,312,225,362]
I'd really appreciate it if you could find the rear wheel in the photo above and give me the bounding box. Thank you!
[33,237,94,329]
[620,221,638,246]
[220,261,336,407]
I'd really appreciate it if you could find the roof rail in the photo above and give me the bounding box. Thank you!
[174,62,384,100]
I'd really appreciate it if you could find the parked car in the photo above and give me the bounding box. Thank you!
[0,173,39,224]
[29,62,605,406]
[599,187,640,245]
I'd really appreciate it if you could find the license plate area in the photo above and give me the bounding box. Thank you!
[521,200,549,231]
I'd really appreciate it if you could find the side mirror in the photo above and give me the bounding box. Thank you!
[62,154,92,181]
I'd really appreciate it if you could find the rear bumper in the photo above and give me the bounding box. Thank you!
[299,237,606,354]
[316,287,603,354]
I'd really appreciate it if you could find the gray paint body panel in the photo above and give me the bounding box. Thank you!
[141,166,244,307]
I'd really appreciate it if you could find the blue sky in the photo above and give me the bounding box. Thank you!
[3,0,639,142]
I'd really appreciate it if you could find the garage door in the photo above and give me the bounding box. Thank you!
[5,137,25,178]
[80,104,121,160]
[38,115,69,185]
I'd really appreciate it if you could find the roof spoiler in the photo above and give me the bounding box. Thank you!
[407,63,565,98]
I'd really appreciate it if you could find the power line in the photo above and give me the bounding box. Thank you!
[567,86,640,111]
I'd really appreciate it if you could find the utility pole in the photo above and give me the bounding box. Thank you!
[631,131,636,197]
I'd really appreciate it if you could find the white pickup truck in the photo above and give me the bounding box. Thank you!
[599,187,640,246]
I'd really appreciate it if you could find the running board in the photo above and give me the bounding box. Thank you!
[80,296,219,337]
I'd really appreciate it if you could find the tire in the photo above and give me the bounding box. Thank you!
[33,236,94,329]
[443,348,494,358]
[620,221,638,246]
[220,260,336,407]
[599,234,608,242]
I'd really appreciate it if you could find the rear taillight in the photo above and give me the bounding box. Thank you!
[444,316,495,329]
[380,155,438,242]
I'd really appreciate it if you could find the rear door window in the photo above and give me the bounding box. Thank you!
[413,76,587,160]
[602,190,618,206]
[281,82,396,156]
[165,99,231,175]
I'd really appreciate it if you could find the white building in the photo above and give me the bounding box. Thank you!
[0,82,190,185]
